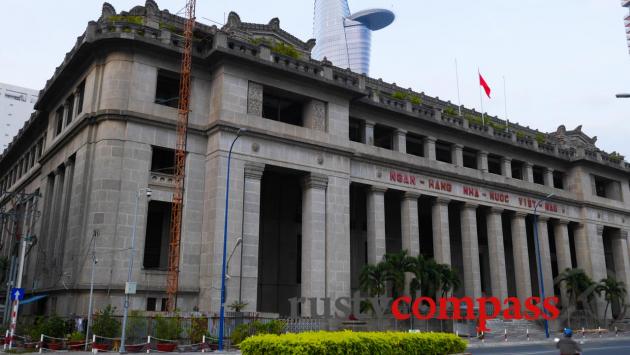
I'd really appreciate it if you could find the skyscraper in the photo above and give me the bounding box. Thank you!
[312,0,394,75]
[0,83,39,150]
[622,0,630,54]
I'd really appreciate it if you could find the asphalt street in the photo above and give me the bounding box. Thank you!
[468,337,630,354]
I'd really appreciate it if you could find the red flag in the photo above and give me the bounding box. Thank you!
[479,72,491,98]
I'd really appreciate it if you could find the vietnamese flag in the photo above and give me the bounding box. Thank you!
[479,72,491,99]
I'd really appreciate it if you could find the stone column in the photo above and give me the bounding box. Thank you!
[611,230,630,304]
[240,163,264,311]
[303,99,327,132]
[301,173,328,315]
[512,212,532,300]
[478,151,489,173]
[554,220,572,307]
[364,121,375,146]
[393,129,407,153]
[366,186,387,264]
[535,216,555,299]
[246,81,263,116]
[452,144,464,168]
[401,192,421,257]
[432,197,451,265]
[501,157,512,178]
[461,203,482,299]
[55,160,74,270]
[524,162,534,183]
[72,89,81,118]
[487,207,508,300]
[424,136,436,161]
[574,223,607,317]
[544,168,554,187]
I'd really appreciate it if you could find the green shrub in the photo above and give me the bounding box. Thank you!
[272,42,300,59]
[391,91,422,105]
[126,310,146,340]
[443,107,457,116]
[516,131,526,140]
[465,114,483,126]
[186,315,208,343]
[68,331,84,341]
[535,132,546,144]
[230,320,286,346]
[92,305,120,338]
[154,314,181,340]
[240,331,466,355]
[108,15,144,26]
[40,315,66,338]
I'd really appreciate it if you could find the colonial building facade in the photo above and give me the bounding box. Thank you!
[1,1,629,321]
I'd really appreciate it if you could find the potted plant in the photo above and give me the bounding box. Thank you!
[67,331,84,351]
[91,305,121,351]
[124,310,146,353]
[40,315,66,350]
[154,314,180,352]
[228,300,248,326]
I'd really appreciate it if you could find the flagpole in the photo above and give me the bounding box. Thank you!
[455,58,462,116]
[478,69,485,126]
[503,75,509,132]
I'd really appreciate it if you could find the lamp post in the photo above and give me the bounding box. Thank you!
[120,187,151,353]
[218,128,246,351]
[85,230,98,351]
[533,192,555,338]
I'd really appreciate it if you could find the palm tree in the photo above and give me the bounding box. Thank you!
[382,250,415,298]
[557,268,596,327]
[437,264,461,298]
[359,262,388,297]
[596,276,627,326]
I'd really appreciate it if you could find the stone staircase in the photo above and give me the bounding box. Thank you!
[484,318,545,339]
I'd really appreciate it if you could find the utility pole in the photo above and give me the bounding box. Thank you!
[85,230,98,350]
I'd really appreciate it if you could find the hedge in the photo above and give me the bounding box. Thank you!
[239,331,467,355]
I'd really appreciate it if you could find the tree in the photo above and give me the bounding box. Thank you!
[382,250,415,298]
[596,276,627,326]
[408,255,459,300]
[437,264,461,298]
[557,268,596,327]
[359,262,389,315]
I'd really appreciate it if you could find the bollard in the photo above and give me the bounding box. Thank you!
[146,335,151,353]
[504,328,507,342]
[201,335,206,353]
[39,334,44,354]
[3,329,8,350]
[92,334,96,354]
[456,330,459,337]
[481,331,485,343]
[598,326,601,338]
[616,326,619,337]
[526,328,530,341]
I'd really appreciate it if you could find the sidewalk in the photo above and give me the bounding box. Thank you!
[466,332,630,348]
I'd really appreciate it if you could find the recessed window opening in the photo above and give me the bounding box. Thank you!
[512,160,524,180]
[143,201,172,269]
[151,146,176,175]
[593,175,621,200]
[54,107,64,136]
[435,141,452,163]
[155,69,180,108]
[262,87,305,126]
[553,171,565,190]
[488,154,502,175]
[65,96,74,126]
[349,117,364,143]
[463,148,477,169]
[406,132,424,157]
[533,166,545,185]
[373,124,394,150]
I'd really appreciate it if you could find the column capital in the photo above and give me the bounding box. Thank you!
[596,224,604,235]
[364,120,375,128]
[369,185,387,194]
[54,165,64,175]
[512,211,528,219]
[479,150,489,157]
[395,128,407,135]
[462,202,478,210]
[434,197,450,206]
[302,173,328,190]
[244,162,265,180]
[537,215,550,223]
[424,136,436,144]
[556,219,570,226]
[403,191,421,200]
[453,143,464,150]
[524,162,534,168]
[545,167,554,173]
[488,207,504,215]
[64,158,75,167]
[501,156,512,163]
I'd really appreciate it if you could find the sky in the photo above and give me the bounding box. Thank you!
[1,0,630,155]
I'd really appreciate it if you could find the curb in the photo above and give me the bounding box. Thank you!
[466,335,630,348]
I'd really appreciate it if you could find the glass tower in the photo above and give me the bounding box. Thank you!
[312,0,394,75]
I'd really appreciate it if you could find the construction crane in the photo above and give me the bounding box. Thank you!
[166,0,196,312]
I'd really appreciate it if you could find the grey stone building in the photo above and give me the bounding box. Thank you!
[1,1,629,322]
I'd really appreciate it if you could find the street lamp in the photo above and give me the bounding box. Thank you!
[120,187,152,353]
[533,192,555,338]
[218,128,247,351]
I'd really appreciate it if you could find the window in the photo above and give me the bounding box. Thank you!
[435,141,452,163]
[4,90,26,102]
[349,117,364,143]
[155,69,180,108]
[54,107,64,136]
[65,96,74,126]
[553,171,565,190]
[143,201,172,269]
[76,81,85,114]
[161,298,168,312]
[262,88,304,126]
[151,146,176,175]
[463,148,477,169]
[512,160,524,180]
[488,154,502,175]
[533,166,545,185]
[146,297,157,311]
[406,133,424,157]
[593,175,622,200]
[373,124,394,150]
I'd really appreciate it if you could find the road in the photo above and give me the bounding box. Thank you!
[468,338,630,354]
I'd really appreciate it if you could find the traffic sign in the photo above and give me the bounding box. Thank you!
[10,288,24,301]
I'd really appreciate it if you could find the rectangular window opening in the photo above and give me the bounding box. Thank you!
[373,124,394,150]
[593,175,621,200]
[146,297,157,311]
[65,96,75,126]
[553,171,565,190]
[151,146,176,175]
[349,117,364,143]
[488,154,502,175]
[533,166,545,185]
[463,148,478,169]
[143,201,172,269]
[262,87,305,126]
[512,160,524,180]
[77,81,85,114]
[155,69,180,108]
[406,133,424,157]
[435,141,452,163]
[54,107,64,136]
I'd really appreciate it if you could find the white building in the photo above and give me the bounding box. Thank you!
[0,83,39,150]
